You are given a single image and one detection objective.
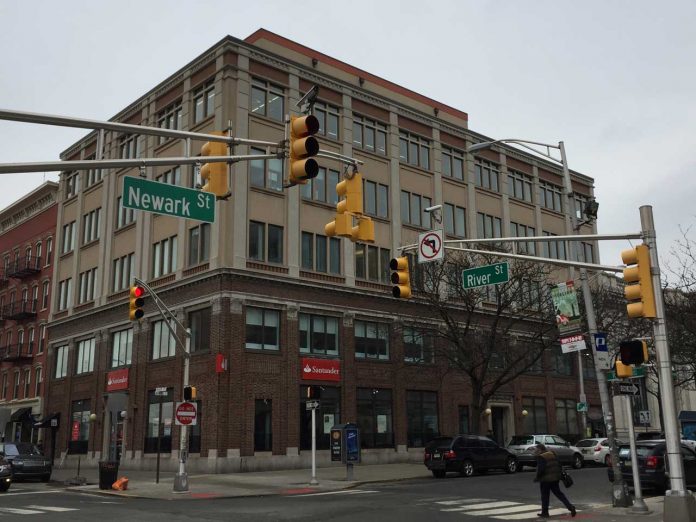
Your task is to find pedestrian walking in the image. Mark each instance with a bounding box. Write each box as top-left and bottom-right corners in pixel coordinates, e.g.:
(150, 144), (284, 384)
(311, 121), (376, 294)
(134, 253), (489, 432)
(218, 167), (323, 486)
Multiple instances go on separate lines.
(533, 443), (576, 518)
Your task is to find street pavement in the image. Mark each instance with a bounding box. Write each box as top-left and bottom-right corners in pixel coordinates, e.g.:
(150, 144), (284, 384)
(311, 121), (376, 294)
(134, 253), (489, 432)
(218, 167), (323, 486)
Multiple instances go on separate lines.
(0, 463), (668, 521)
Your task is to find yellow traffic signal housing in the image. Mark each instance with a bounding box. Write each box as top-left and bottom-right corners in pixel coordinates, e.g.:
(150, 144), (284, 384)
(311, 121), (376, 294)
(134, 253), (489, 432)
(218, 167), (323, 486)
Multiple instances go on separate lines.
(184, 385), (197, 401)
(336, 173), (363, 214)
(390, 256), (412, 299)
(621, 244), (657, 319)
(289, 115), (320, 185)
(129, 285), (145, 321)
(201, 131), (229, 198)
(619, 340), (649, 365)
(325, 212), (353, 238)
(615, 359), (633, 379)
(353, 216), (375, 243)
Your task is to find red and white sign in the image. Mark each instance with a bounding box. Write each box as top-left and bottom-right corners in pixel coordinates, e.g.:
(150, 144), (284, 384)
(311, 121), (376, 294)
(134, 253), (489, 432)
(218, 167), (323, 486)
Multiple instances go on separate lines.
(301, 357), (340, 382)
(215, 353), (228, 373)
(560, 334), (587, 354)
(418, 229), (444, 264)
(106, 368), (129, 392)
(71, 420), (80, 441)
(174, 401), (198, 426)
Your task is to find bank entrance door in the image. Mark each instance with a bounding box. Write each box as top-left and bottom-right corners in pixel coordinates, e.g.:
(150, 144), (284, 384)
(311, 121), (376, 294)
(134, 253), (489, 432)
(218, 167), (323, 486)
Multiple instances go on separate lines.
(491, 407), (507, 446)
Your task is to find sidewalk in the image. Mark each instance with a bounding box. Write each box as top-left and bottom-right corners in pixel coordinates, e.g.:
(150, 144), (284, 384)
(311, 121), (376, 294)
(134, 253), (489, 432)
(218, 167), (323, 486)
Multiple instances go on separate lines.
(49, 463), (666, 520)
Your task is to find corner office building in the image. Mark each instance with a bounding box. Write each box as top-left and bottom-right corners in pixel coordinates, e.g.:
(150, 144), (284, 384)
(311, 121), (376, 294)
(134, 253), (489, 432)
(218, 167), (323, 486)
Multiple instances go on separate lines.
(46, 29), (601, 472)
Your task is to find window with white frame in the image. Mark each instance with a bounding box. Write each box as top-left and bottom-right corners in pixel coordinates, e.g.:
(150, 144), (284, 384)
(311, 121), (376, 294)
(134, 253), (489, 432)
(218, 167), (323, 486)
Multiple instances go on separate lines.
(250, 78), (284, 121)
(55, 345), (69, 378)
(364, 180), (389, 218)
(76, 338), (95, 374)
(355, 243), (391, 284)
(188, 224), (210, 266)
(352, 115), (387, 155)
(188, 308), (211, 354)
(193, 80), (215, 123)
(44, 237), (52, 266)
(399, 131), (430, 169)
(65, 171), (80, 198)
(539, 181), (563, 212)
(116, 196), (135, 229)
(155, 167), (181, 186)
(13, 371), (19, 399)
(82, 208), (101, 244)
(301, 232), (341, 274)
(441, 146), (465, 181)
(152, 319), (177, 360)
(476, 212), (502, 239)
(248, 221), (283, 264)
(245, 307), (280, 351)
(301, 166), (340, 204)
(403, 327), (434, 364)
(112, 253), (135, 292)
(34, 367), (42, 397)
(27, 327), (35, 354)
(119, 135), (140, 159)
(444, 203), (466, 237)
(400, 190), (432, 228)
(0, 373), (6, 400)
(573, 193), (589, 221)
(250, 148), (283, 191)
(34, 242), (42, 268)
(38, 324), (46, 354)
(85, 154), (103, 187)
(23, 368), (30, 398)
(299, 313), (339, 356)
(474, 158), (500, 192)
(313, 101), (339, 140)
(61, 221), (76, 254)
(578, 242), (595, 263)
(508, 169), (533, 202)
(111, 328), (133, 368)
(152, 236), (178, 278)
(157, 101), (183, 144)
(78, 267), (97, 303)
(57, 278), (72, 310)
(355, 320), (389, 360)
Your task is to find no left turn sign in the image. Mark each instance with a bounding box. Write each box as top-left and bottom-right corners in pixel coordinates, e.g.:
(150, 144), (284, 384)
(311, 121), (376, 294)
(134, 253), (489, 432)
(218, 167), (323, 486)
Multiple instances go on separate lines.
(418, 230), (444, 264)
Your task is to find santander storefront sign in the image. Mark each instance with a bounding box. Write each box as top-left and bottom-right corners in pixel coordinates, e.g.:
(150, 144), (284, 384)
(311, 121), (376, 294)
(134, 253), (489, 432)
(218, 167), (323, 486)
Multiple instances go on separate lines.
(301, 357), (340, 382)
(106, 368), (129, 392)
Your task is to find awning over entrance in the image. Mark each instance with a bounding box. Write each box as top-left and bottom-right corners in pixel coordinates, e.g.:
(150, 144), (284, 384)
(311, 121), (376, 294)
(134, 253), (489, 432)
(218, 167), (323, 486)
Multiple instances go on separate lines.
(10, 407), (33, 423)
(33, 412), (60, 428)
(679, 411), (696, 422)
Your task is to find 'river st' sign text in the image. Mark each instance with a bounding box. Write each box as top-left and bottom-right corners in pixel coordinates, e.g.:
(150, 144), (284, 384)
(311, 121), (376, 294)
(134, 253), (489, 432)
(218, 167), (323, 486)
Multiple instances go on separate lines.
(462, 262), (509, 289)
(123, 176), (215, 223)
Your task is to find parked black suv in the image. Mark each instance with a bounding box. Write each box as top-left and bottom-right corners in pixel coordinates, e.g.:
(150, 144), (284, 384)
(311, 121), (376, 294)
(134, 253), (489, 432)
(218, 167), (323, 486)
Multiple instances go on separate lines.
(0, 442), (52, 482)
(0, 454), (11, 492)
(424, 435), (518, 478)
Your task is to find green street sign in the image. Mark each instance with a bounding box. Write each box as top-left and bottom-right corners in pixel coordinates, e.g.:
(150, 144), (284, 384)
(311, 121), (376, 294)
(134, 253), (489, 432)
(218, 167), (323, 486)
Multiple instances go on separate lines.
(576, 402), (588, 413)
(462, 262), (509, 289)
(607, 366), (646, 381)
(123, 176), (215, 223)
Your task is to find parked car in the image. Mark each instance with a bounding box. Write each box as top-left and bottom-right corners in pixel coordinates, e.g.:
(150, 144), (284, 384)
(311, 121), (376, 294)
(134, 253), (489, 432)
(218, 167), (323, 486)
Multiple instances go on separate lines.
(0, 442), (52, 482)
(608, 440), (696, 492)
(0, 454), (11, 492)
(507, 434), (584, 469)
(424, 435), (518, 478)
(635, 431), (663, 441)
(576, 437), (614, 466)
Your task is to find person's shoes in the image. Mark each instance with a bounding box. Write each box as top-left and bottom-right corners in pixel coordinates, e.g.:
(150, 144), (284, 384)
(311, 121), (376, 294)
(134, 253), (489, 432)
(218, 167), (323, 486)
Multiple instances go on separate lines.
(569, 505), (577, 517)
(536, 514), (550, 519)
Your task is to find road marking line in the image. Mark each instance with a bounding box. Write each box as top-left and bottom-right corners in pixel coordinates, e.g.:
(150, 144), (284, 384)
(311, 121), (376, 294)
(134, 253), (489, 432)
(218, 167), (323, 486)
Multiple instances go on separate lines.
(292, 489), (378, 497)
(465, 505), (541, 516)
(435, 499), (493, 505)
(25, 505), (79, 512)
(0, 507), (46, 514)
(493, 507), (573, 520)
(441, 501), (520, 512)
(1, 490), (61, 497)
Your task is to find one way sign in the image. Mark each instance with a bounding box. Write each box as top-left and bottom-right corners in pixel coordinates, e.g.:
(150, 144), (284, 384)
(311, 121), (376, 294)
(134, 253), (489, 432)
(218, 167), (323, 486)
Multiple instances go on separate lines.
(617, 382), (640, 395)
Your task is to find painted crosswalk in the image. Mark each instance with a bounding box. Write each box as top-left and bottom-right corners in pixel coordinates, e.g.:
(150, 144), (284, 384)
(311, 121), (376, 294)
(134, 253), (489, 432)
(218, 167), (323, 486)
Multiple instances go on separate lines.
(291, 488), (379, 497)
(0, 505), (79, 516)
(430, 498), (578, 520)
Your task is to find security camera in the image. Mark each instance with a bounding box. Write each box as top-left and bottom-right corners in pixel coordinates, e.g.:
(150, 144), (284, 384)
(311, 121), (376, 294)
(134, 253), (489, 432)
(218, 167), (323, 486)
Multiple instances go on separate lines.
(424, 205), (442, 213)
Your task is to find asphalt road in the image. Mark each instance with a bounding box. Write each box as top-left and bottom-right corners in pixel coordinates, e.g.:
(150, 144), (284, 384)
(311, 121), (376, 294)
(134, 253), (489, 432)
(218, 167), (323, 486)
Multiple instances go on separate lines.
(0, 466), (652, 521)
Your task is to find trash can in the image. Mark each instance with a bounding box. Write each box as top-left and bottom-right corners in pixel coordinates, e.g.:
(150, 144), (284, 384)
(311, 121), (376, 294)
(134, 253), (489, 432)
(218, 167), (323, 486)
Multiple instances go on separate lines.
(98, 461), (119, 490)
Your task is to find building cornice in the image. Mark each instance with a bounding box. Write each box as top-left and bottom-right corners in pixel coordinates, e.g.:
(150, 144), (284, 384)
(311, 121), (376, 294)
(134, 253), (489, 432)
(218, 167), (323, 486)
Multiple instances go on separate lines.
(0, 181), (58, 235)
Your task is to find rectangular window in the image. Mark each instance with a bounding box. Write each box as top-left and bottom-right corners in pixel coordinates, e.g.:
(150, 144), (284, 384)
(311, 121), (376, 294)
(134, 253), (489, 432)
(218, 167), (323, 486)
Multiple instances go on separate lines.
(573, 193), (589, 221)
(38, 324), (46, 354)
(193, 80), (215, 123)
(458, 405), (470, 434)
(357, 388), (394, 448)
(41, 281), (50, 309)
(45, 237), (53, 266)
(299, 313), (339, 356)
(441, 146), (465, 181)
(77, 267), (97, 304)
(69, 399), (91, 454)
(1, 373), (6, 399)
(76, 338), (95, 374)
(111, 328), (133, 368)
(65, 171), (80, 198)
(55, 345), (69, 379)
(555, 352), (573, 376)
(353, 115), (387, 155)
(555, 399), (578, 436)
(61, 221), (76, 254)
(118, 135), (140, 159)
(34, 367), (42, 397)
(579, 242), (595, 263)
(313, 101), (340, 140)
(363, 180), (389, 218)
(399, 131), (430, 170)
(301, 232), (341, 274)
(254, 399), (273, 452)
(444, 203), (466, 237)
(354, 320), (389, 360)
(145, 388), (173, 453)
(249, 148), (283, 191)
(539, 181), (564, 212)
(522, 397), (548, 433)
(476, 212), (502, 239)
(157, 101), (183, 145)
(112, 253), (135, 292)
(116, 196), (136, 228)
(542, 231), (567, 260)
(57, 278), (73, 311)
(152, 235), (178, 278)
(406, 390), (438, 447)
(400, 190), (432, 228)
(12, 372), (19, 399)
(82, 207), (101, 244)
(507, 169), (533, 202)
(189, 308), (211, 354)
(152, 319), (177, 360)
(354, 243), (391, 284)
(248, 221), (283, 264)
(245, 307), (280, 350)
(84, 154), (103, 187)
(510, 222), (536, 254)
(403, 327), (434, 364)
(155, 167), (181, 186)
(250, 78), (284, 122)
(188, 224), (211, 266)
(474, 158), (500, 192)
(301, 386), (340, 450)
(301, 166), (340, 204)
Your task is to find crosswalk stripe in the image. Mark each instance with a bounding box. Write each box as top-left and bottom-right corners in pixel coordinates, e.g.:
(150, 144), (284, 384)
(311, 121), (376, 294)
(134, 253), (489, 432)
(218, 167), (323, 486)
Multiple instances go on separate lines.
(492, 507), (572, 520)
(292, 489), (378, 497)
(436, 499), (493, 505)
(0, 508), (45, 515)
(442, 501), (520, 512)
(2, 490), (61, 497)
(25, 505), (79, 512)
(465, 505), (540, 516)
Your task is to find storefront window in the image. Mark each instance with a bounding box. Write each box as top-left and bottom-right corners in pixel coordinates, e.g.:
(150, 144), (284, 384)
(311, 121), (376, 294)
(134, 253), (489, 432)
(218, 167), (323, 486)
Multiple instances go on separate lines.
(406, 390), (438, 447)
(357, 388), (393, 448)
(300, 386), (340, 450)
(144, 388), (173, 453)
(69, 399), (91, 454)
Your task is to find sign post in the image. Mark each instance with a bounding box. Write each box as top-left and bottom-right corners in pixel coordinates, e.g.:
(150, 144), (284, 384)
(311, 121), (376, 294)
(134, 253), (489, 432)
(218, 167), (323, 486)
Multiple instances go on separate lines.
(593, 333), (610, 370)
(461, 262), (509, 289)
(305, 400), (320, 485)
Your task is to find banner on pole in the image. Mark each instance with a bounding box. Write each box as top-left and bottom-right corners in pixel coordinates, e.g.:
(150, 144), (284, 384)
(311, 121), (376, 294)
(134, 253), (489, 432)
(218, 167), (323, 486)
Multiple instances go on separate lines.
(551, 281), (582, 336)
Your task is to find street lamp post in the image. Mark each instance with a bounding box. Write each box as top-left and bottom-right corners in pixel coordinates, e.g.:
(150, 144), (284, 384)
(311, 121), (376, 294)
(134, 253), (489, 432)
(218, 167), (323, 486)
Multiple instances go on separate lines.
(466, 138), (631, 507)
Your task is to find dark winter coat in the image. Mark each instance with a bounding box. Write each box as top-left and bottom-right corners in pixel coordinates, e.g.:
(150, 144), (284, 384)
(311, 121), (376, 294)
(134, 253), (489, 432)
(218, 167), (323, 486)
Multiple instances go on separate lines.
(535, 450), (562, 483)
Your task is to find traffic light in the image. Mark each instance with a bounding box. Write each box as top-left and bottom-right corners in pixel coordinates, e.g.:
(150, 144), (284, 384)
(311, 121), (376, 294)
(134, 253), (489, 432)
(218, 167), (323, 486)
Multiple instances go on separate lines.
(200, 131), (230, 198)
(306, 385), (321, 399)
(183, 385), (197, 401)
(325, 173), (365, 240)
(353, 216), (375, 243)
(390, 256), (412, 299)
(129, 285), (145, 321)
(288, 115), (320, 185)
(621, 244), (657, 319)
(619, 340), (649, 365)
(615, 359), (633, 379)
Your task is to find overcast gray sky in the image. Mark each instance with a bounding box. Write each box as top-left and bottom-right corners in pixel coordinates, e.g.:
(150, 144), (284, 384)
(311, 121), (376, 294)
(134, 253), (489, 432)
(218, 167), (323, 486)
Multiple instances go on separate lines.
(1, 0), (694, 271)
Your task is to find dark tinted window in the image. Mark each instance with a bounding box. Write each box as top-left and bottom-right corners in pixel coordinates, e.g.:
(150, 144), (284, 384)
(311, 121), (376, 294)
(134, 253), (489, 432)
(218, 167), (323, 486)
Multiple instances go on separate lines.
(481, 439), (497, 448)
(426, 437), (453, 450)
(576, 439), (599, 447)
(464, 437), (481, 448)
(509, 436), (534, 446)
